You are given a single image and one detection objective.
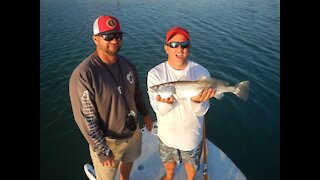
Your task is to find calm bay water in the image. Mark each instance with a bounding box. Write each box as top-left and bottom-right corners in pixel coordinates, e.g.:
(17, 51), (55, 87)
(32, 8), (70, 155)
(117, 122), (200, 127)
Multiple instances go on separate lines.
(40, 0), (280, 179)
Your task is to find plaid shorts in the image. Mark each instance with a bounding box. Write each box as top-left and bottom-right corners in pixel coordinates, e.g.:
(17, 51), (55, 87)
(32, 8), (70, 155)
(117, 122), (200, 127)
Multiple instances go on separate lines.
(159, 140), (203, 171)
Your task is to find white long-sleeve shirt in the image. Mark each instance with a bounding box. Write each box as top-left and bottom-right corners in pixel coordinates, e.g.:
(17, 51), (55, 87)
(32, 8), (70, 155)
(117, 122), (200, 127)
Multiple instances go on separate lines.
(147, 60), (211, 151)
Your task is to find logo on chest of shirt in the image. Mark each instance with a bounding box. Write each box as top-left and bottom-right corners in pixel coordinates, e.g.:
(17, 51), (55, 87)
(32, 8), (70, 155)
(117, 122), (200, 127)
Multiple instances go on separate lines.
(127, 71), (134, 84)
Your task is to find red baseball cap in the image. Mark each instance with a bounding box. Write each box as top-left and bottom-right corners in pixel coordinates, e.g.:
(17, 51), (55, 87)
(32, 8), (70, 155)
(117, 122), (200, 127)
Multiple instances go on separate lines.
(166, 26), (190, 43)
(93, 15), (122, 35)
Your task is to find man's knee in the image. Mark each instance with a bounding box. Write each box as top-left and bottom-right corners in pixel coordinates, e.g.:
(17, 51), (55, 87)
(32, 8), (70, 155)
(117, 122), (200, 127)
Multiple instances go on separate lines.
(164, 162), (176, 170)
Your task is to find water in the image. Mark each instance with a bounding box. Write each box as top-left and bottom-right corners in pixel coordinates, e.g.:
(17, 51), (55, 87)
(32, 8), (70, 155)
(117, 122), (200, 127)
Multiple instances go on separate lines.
(40, 0), (280, 179)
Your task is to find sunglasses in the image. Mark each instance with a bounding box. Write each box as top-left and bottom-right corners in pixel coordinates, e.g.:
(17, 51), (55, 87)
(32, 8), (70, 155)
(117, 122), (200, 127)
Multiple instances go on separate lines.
(99, 33), (123, 41)
(166, 41), (190, 49)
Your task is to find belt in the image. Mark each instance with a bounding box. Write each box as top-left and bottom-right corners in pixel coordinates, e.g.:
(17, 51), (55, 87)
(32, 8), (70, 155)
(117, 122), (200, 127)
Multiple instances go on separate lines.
(105, 133), (133, 140)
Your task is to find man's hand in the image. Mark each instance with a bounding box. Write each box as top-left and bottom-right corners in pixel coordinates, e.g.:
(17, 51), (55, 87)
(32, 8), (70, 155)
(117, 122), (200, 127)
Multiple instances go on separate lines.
(102, 152), (116, 167)
(156, 95), (174, 104)
(191, 88), (215, 103)
(143, 114), (154, 132)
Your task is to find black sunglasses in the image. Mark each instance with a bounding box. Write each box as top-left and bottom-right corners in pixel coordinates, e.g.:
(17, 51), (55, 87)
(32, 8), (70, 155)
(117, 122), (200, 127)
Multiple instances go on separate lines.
(166, 41), (190, 49)
(99, 33), (123, 41)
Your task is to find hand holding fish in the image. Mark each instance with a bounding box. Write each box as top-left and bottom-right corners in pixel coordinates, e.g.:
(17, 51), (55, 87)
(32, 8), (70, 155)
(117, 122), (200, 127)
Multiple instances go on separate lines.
(156, 95), (174, 104)
(191, 88), (215, 103)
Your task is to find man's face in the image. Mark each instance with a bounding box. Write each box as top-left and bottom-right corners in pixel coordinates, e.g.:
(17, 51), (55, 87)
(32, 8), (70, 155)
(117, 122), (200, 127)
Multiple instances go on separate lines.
(164, 34), (190, 70)
(96, 32), (123, 56)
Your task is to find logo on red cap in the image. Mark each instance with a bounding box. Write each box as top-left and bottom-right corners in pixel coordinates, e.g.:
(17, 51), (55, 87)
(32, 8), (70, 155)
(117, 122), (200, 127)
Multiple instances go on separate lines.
(107, 19), (117, 28)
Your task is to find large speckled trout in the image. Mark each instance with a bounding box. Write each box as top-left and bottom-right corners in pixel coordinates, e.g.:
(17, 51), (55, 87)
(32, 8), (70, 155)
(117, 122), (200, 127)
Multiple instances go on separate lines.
(148, 76), (249, 101)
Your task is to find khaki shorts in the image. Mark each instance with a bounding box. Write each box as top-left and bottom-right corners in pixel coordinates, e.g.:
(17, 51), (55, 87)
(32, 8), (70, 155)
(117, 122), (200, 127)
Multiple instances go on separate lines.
(89, 128), (142, 180)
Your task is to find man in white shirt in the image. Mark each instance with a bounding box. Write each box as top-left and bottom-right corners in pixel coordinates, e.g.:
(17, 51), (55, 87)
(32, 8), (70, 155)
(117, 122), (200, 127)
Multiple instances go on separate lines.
(147, 26), (215, 180)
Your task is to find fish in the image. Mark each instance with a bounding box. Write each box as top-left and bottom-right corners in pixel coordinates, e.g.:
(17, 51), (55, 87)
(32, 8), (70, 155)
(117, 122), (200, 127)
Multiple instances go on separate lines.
(148, 76), (249, 101)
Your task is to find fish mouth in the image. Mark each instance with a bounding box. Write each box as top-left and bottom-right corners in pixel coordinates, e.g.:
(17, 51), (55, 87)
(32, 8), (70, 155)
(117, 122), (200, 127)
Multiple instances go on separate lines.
(148, 86), (157, 93)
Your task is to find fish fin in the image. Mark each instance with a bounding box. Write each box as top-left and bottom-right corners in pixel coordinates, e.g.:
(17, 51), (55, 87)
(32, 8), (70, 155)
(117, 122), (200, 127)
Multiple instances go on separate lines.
(214, 93), (224, 100)
(198, 76), (214, 82)
(214, 78), (229, 86)
(198, 76), (208, 81)
(234, 80), (250, 101)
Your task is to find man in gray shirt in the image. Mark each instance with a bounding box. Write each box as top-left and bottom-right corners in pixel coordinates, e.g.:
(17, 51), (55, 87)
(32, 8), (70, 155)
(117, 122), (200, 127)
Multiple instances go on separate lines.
(69, 15), (153, 180)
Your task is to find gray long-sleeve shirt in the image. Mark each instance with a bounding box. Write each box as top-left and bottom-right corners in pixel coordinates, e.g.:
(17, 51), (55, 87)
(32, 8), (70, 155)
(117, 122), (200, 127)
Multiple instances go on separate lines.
(69, 52), (149, 162)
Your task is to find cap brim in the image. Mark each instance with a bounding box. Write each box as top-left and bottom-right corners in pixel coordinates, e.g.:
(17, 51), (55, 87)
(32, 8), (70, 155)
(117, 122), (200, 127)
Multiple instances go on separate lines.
(98, 30), (123, 35)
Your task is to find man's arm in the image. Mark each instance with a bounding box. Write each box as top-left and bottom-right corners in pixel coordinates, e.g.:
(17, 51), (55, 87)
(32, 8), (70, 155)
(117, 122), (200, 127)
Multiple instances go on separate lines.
(69, 70), (111, 163)
(147, 71), (175, 115)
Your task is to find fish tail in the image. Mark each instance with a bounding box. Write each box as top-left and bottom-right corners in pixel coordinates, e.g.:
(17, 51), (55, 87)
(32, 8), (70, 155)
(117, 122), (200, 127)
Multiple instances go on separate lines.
(234, 80), (250, 101)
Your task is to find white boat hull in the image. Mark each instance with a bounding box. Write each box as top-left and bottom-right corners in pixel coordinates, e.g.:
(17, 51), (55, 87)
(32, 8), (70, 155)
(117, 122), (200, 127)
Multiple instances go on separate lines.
(84, 124), (246, 180)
